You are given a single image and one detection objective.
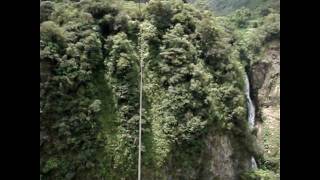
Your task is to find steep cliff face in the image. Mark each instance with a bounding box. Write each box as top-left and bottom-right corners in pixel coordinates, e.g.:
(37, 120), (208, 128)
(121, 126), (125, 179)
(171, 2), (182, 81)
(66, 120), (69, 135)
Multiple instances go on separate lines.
(201, 135), (236, 180)
(198, 134), (252, 180)
(250, 40), (280, 173)
(40, 0), (264, 179)
(251, 42), (280, 108)
(142, 132), (252, 180)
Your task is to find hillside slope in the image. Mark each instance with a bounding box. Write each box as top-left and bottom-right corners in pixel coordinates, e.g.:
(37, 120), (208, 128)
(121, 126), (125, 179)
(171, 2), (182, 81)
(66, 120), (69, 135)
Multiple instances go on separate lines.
(188, 0), (280, 15)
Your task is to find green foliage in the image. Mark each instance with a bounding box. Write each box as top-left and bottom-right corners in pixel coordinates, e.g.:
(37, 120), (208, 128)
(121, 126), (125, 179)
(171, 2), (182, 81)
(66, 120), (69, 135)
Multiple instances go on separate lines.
(228, 8), (280, 67)
(104, 32), (140, 177)
(85, 0), (119, 19)
(193, 0), (211, 11)
(240, 169), (279, 180)
(230, 8), (252, 28)
(40, 1), (110, 179)
(40, 0), (263, 179)
(261, 13), (280, 41)
(40, 21), (66, 48)
(145, 0), (175, 32)
(190, 0), (279, 16)
(220, 1), (280, 177)
(40, 1), (55, 23)
(42, 158), (59, 173)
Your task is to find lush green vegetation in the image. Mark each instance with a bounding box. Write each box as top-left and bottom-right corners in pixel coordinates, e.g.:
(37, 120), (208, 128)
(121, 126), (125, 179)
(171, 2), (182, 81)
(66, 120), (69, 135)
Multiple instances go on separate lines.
(40, 0), (279, 179)
(219, 1), (280, 179)
(190, 0), (279, 15)
(240, 169), (279, 180)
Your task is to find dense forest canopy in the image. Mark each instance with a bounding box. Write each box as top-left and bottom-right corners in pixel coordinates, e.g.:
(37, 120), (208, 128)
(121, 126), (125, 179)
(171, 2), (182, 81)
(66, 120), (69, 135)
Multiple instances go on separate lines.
(40, 0), (279, 179)
(188, 0), (279, 15)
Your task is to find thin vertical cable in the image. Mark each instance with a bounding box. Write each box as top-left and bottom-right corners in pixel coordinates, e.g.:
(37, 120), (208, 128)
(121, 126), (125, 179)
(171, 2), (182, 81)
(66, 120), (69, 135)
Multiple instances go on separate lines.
(138, 1), (142, 180)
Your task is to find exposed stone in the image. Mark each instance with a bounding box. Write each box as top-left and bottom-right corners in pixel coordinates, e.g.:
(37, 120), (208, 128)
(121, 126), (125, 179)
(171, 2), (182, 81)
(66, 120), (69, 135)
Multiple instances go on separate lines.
(201, 135), (236, 180)
(250, 40), (280, 174)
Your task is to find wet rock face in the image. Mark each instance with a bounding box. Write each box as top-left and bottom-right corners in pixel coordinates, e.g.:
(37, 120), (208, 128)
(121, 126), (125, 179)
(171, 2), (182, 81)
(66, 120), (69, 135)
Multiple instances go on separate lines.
(144, 133), (251, 180)
(251, 62), (269, 90)
(199, 134), (255, 180)
(251, 41), (280, 173)
(200, 135), (236, 180)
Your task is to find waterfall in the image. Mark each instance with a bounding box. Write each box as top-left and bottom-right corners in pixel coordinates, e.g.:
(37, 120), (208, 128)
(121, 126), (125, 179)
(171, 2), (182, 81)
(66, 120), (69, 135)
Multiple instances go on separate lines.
(244, 74), (255, 129)
(244, 74), (258, 170)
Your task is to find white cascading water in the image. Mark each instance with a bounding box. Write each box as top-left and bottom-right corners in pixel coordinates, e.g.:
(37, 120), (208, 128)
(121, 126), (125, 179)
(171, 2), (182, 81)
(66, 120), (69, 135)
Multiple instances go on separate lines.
(244, 74), (258, 170)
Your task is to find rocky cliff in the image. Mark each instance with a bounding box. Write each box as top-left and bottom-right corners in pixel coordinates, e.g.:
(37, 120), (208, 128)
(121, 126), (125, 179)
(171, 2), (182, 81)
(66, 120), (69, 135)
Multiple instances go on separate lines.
(251, 40), (280, 174)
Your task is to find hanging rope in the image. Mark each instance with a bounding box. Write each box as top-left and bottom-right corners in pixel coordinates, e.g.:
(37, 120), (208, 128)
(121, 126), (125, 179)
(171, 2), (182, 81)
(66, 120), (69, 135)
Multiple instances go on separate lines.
(138, 1), (142, 180)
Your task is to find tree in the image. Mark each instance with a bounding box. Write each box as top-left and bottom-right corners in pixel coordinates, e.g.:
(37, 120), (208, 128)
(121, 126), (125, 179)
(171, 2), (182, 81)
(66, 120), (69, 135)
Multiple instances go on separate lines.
(40, 1), (55, 23)
(230, 7), (252, 28)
